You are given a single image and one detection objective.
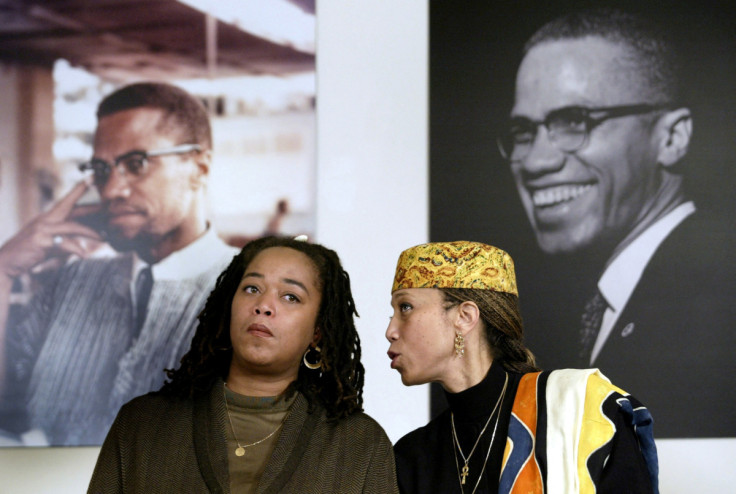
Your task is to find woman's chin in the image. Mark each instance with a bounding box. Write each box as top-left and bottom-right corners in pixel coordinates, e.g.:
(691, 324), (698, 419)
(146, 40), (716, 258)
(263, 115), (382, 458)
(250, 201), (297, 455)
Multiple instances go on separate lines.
(400, 372), (426, 387)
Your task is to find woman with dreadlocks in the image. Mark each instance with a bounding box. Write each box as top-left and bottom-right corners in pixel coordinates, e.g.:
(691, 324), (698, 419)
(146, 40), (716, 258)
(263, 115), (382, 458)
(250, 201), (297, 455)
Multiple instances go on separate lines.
(89, 236), (399, 493)
(386, 241), (659, 494)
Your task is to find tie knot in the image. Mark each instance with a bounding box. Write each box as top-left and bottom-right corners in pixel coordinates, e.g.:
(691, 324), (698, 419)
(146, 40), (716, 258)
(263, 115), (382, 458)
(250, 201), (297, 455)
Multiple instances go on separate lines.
(136, 265), (153, 290)
(582, 291), (606, 322)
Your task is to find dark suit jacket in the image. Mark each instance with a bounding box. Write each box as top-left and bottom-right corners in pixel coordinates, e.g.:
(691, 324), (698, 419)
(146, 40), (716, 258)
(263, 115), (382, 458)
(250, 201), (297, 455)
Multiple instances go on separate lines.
(523, 211), (736, 438)
(594, 212), (736, 437)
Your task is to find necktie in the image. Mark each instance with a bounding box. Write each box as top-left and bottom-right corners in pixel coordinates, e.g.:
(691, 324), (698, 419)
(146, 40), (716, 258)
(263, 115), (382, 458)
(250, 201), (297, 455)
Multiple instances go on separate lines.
(109, 266), (152, 413)
(579, 290), (606, 366)
(133, 266), (153, 340)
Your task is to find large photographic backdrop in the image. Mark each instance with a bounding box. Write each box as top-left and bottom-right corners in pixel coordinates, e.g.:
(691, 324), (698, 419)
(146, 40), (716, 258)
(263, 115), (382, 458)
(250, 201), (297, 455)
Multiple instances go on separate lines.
(430, 0), (736, 438)
(0, 1), (315, 447)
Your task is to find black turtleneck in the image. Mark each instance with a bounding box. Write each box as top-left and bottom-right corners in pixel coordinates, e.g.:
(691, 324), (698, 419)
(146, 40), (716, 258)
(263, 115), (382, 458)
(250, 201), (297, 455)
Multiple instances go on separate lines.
(394, 361), (522, 494)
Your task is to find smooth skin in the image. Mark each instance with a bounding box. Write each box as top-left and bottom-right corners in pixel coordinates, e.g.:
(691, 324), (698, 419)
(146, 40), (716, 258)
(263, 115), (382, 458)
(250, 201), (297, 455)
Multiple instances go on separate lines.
(386, 288), (492, 393)
(227, 247), (322, 397)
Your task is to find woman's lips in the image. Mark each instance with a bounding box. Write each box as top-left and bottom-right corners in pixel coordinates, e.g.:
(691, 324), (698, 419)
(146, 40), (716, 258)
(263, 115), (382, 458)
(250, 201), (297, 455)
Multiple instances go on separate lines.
(247, 323), (273, 337)
(387, 351), (399, 368)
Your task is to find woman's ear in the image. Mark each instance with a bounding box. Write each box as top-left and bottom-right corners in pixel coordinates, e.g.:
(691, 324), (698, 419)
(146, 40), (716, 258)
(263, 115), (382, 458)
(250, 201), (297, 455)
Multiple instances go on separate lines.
(312, 327), (322, 346)
(454, 301), (480, 335)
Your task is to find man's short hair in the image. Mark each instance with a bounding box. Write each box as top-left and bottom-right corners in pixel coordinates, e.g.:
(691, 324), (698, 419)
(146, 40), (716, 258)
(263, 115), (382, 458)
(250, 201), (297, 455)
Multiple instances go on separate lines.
(97, 82), (212, 149)
(524, 8), (682, 105)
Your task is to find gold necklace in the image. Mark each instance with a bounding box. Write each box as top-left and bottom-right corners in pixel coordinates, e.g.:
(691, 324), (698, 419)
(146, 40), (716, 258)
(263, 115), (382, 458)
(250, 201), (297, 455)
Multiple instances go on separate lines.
(222, 382), (288, 457)
(451, 371), (508, 493)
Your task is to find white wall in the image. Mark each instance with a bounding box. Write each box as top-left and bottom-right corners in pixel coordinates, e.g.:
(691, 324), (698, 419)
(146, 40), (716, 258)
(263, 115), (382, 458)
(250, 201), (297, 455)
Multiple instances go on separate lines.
(0, 3), (734, 493)
(314, 1), (429, 444)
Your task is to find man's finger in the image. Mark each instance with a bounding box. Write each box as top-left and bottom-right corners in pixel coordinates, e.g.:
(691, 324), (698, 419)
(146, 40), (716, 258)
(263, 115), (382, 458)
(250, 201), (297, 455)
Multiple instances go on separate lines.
(44, 178), (93, 222)
(51, 221), (105, 242)
(68, 202), (104, 220)
(52, 235), (105, 259)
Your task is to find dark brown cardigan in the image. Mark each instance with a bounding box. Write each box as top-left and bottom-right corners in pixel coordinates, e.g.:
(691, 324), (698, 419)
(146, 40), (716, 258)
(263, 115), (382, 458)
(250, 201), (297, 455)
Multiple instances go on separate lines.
(88, 380), (399, 493)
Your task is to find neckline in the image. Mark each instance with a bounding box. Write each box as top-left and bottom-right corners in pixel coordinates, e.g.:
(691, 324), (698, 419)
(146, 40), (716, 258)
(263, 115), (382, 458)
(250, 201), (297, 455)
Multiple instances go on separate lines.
(223, 383), (296, 412)
(445, 361), (508, 422)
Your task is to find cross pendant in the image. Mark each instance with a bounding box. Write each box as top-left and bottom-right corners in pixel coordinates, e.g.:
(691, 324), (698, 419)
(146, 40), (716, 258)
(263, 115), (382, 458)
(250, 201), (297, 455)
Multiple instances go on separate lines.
(461, 464), (469, 485)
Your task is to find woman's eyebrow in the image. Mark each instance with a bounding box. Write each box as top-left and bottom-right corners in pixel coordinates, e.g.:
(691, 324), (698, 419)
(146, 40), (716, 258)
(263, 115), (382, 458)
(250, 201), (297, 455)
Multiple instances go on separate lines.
(242, 272), (309, 294)
(283, 278), (309, 294)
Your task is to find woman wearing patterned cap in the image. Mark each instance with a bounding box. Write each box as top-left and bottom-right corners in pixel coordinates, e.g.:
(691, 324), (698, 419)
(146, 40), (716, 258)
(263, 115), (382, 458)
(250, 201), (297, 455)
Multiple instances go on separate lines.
(386, 241), (658, 494)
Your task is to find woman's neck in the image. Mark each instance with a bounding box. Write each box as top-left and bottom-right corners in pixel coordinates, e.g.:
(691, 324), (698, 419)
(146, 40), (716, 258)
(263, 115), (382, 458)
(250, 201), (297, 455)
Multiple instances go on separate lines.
(440, 352), (493, 393)
(444, 361), (508, 420)
(225, 367), (295, 397)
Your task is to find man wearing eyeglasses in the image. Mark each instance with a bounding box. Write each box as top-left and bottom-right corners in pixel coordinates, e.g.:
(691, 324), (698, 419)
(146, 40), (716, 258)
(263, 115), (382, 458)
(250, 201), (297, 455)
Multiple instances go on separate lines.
(500, 9), (735, 437)
(0, 82), (237, 445)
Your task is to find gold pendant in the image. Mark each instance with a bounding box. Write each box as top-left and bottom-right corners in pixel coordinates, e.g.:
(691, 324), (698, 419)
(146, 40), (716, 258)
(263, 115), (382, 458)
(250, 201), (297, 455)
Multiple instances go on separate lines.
(461, 464), (469, 485)
(235, 446), (245, 456)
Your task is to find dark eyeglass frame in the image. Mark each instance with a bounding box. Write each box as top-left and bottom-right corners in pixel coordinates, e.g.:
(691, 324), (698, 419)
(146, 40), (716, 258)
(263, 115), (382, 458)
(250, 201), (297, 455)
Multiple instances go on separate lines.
(497, 104), (669, 161)
(78, 144), (202, 187)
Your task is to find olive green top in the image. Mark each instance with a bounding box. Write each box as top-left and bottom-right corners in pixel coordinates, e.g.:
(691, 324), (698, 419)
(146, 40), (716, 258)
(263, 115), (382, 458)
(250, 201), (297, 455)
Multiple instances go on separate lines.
(223, 384), (295, 493)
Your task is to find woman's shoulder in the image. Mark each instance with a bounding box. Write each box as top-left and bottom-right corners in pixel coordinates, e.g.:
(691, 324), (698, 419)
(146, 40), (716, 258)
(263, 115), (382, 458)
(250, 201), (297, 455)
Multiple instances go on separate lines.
(298, 408), (395, 463)
(332, 410), (391, 436)
(394, 409), (448, 455)
(116, 391), (193, 422)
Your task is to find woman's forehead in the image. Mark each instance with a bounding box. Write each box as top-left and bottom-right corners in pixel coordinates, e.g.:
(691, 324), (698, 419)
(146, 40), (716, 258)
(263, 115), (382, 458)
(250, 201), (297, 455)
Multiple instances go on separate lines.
(392, 287), (442, 302)
(245, 247), (319, 287)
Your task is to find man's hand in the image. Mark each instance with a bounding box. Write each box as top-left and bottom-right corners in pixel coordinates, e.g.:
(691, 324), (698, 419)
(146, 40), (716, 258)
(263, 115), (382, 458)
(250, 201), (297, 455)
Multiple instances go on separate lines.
(0, 180), (105, 280)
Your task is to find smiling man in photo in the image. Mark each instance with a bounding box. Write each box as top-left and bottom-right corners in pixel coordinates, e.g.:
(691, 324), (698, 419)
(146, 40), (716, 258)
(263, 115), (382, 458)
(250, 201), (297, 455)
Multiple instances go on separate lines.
(498, 8), (736, 437)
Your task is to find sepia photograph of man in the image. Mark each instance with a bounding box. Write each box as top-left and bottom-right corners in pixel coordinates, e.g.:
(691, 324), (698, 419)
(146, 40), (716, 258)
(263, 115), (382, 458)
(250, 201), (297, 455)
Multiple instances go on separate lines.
(0, 83), (238, 445)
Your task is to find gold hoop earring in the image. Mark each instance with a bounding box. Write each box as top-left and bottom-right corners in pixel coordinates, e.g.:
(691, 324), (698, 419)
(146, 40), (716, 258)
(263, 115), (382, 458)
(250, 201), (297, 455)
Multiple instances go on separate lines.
(303, 345), (322, 370)
(454, 331), (465, 357)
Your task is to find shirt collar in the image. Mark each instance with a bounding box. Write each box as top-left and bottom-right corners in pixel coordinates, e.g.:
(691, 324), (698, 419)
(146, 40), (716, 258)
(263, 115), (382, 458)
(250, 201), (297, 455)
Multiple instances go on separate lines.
(132, 227), (236, 281)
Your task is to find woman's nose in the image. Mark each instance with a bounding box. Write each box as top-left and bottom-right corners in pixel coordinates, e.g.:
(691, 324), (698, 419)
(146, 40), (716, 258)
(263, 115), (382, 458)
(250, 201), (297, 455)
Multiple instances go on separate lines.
(254, 296), (274, 316)
(385, 318), (398, 341)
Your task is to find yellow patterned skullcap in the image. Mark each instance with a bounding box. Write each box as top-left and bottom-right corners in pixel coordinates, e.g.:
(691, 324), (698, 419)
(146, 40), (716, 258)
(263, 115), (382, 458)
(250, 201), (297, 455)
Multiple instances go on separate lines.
(391, 241), (518, 295)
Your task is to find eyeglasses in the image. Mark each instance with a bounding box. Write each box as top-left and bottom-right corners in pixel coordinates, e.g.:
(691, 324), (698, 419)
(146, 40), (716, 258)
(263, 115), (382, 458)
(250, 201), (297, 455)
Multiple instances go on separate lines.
(78, 144), (202, 187)
(497, 104), (667, 161)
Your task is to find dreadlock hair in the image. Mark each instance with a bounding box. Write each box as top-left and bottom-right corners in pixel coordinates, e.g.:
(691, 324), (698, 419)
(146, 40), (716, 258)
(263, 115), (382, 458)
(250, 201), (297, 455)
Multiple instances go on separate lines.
(441, 288), (539, 374)
(161, 236), (364, 420)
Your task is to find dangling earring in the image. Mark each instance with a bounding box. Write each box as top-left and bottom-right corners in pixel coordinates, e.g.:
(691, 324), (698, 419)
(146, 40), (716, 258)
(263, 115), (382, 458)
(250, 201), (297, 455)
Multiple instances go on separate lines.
(303, 345), (323, 370)
(454, 331), (465, 357)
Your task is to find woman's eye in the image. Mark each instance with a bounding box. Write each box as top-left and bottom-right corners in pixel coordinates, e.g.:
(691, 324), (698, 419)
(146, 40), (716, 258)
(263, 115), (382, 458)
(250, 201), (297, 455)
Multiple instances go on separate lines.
(283, 293), (301, 303)
(399, 303), (412, 312)
(243, 285), (259, 294)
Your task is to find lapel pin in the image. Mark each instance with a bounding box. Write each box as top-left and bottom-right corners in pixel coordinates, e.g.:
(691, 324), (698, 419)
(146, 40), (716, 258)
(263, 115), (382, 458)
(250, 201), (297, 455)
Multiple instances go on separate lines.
(621, 323), (635, 338)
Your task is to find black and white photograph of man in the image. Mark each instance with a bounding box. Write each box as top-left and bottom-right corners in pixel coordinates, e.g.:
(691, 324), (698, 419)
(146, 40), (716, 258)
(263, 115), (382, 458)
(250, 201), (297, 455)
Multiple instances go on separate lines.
(431, 1), (736, 438)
